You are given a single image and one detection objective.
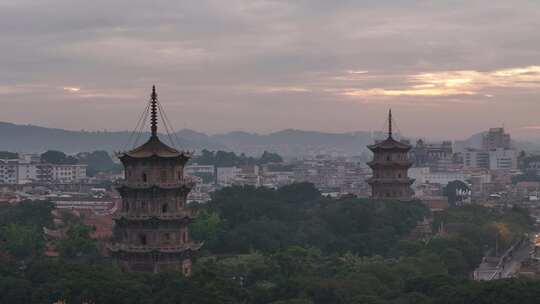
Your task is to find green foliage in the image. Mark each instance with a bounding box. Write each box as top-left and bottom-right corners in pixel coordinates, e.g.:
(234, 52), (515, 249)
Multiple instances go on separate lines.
(40, 150), (78, 165)
(0, 186), (536, 304)
(0, 224), (43, 260)
(56, 224), (99, 260)
(76, 150), (122, 176)
(0, 151), (18, 159)
(191, 149), (283, 167)
(443, 180), (469, 205)
(190, 210), (225, 245)
(0, 201), (53, 259)
(200, 183), (427, 256)
(0, 200), (54, 228)
(434, 205), (532, 255)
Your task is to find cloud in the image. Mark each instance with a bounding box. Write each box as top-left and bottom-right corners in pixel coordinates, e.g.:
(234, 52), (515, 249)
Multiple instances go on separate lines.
(0, 0), (539, 139)
(63, 87), (80, 92)
(337, 65), (540, 98)
(520, 126), (540, 131)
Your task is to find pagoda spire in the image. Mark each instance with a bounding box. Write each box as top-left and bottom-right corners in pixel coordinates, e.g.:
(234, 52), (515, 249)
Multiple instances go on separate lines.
(388, 109), (393, 139)
(150, 85), (158, 137)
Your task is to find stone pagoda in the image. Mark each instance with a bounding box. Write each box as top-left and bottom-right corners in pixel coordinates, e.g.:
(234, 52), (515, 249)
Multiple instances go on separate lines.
(109, 86), (201, 275)
(367, 110), (414, 200)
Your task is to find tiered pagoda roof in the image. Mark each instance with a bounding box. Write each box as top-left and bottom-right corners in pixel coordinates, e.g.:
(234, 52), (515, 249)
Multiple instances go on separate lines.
(119, 136), (191, 159)
(367, 109), (412, 152)
(117, 85), (191, 162)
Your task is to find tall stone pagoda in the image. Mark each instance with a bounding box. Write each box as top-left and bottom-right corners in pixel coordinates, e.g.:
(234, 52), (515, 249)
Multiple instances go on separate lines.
(109, 86), (201, 275)
(367, 110), (414, 200)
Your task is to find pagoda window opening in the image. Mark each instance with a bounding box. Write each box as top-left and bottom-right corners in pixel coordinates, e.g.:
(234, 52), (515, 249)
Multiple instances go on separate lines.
(161, 170), (167, 183)
(163, 233), (171, 245)
(182, 231), (187, 243)
(142, 172), (147, 183)
(162, 203), (168, 213)
(386, 155), (391, 161)
(139, 234), (147, 245)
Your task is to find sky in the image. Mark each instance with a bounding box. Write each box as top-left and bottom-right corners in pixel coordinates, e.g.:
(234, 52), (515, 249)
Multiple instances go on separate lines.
(1, 0), (540, 140)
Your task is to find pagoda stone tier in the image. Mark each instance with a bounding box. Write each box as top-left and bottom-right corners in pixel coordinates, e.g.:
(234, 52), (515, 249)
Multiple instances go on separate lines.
(366, 110), (415, 201)
(109, 86), (202, 275)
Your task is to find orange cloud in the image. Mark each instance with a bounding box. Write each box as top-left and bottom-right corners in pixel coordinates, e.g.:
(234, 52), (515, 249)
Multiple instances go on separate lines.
(338, 65), (540, 98)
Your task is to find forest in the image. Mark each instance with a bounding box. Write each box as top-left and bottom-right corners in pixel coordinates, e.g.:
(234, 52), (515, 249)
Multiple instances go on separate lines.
(0, 183), (537, 304)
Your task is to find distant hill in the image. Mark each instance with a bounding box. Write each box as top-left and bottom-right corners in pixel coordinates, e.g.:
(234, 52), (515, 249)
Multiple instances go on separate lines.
(1, 121), (538, 157)
(0, 122), (224, 154)
(0, 122), (374, 157)
(211, 129), (374, 156)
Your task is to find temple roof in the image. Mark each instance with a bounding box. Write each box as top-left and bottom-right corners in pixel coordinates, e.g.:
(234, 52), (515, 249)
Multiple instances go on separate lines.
(367, 109), (412, 152)
(120, 135), (186, 159)
(368, 137), (412, 151)
(118, 86), (191, 160)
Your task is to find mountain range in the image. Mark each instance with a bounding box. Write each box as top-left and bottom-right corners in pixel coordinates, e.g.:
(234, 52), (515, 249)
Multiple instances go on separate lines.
(1, 121), (538, 157)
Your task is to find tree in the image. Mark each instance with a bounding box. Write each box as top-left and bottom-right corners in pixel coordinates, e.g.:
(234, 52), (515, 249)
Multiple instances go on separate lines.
(443, 180), (469, 205)
(40, 150), (77, 165)
(259, 151), (283, 164)
(0, 151), (18, 159)
(76, 150), (121, 176)
(0, 224), (43, 259)
(57, 224), (99, 260)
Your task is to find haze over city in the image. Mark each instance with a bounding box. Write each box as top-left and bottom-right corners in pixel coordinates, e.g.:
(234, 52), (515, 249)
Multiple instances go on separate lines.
(1, 0), (540, 140)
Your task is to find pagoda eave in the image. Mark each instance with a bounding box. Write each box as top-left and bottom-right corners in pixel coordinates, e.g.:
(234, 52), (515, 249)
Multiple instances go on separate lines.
(108, 243), (203, 254)
(113, 214), (195, 222)
(367, 146), (412, 153)
(366, 178), (415, 185)
(367, 161), (413, 168)
(116, 183), (194, 192)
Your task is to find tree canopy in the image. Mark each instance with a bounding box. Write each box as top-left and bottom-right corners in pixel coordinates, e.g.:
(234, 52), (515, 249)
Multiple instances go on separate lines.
(40, 150), (78, 165)
(191, 149), (283, 167)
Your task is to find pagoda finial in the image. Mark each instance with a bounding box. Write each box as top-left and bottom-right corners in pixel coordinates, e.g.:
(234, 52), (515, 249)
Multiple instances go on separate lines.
(150, 85), (158, 137)
(388, 109), (393, 138)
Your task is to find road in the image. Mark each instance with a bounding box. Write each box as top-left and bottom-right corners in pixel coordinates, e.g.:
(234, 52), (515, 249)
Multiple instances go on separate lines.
(500, 240), (531, 278)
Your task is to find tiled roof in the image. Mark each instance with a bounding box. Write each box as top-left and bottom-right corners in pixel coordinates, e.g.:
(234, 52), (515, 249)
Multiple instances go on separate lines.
(368, 136), (411, 151)
(119, 136), (190, 159)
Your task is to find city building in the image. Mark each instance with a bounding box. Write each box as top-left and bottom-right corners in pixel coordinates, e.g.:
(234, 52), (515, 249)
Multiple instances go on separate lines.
(0, 159), (18, 184)
(0, 158), (87, 184)
(489, 148), (518, 171)
(482, 127), (511, 150)
(367, 110), (414, 200)
(109, 86), (201, 274)
(464, 148), (490, 169)
(409, 167), (470, 186)
(410, 140), (455, 172)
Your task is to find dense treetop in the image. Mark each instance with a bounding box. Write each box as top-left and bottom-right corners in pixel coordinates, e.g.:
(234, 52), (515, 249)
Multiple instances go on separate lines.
(190, 149), (283, 167)
(0, 184), (536, 303)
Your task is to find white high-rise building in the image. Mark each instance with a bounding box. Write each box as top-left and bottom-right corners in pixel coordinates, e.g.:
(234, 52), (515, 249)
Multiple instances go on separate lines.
(489, 148), (518, 171)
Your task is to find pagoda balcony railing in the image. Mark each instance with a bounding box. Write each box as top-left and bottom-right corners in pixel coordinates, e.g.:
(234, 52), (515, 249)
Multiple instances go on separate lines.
(113, 209), (194, 220)
(116, 177), (196, 189)
(367, 177), (414, 184)
(108, 242), (201, 253)
(367, 160), (413, 166)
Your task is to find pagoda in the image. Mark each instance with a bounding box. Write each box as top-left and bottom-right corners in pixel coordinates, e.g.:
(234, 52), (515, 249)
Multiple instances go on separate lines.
(367, 110), (414, 200)
(109, 86), (201, 275)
